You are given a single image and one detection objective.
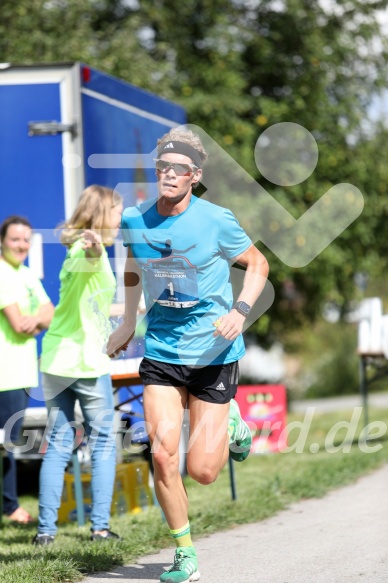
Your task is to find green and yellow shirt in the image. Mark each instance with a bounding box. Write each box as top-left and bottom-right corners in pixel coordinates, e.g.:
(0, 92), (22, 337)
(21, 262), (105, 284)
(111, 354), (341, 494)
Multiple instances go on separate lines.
(0, 259), (50, 390)
(40, 239), (115, 378)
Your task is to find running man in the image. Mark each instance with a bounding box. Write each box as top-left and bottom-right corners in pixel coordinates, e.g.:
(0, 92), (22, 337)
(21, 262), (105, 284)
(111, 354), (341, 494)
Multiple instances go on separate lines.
(107, 128), (269, 583)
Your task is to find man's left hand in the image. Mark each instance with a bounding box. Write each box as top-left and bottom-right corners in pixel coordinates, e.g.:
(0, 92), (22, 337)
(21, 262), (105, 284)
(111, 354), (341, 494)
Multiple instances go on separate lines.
(212, 310), (245, 340)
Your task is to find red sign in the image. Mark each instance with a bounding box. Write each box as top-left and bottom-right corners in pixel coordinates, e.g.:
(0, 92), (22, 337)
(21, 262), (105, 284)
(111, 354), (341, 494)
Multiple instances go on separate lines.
(235, 385), (287, 453)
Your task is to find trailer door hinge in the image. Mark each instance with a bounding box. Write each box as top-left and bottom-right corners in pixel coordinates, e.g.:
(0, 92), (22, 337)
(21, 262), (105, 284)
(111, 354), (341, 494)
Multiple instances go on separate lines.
(28, 121), (78, 138)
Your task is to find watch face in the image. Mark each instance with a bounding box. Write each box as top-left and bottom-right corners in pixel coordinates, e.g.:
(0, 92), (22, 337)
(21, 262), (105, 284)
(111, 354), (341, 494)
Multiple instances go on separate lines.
(235, 301), (251, 315)
(239, 302), (250, 313)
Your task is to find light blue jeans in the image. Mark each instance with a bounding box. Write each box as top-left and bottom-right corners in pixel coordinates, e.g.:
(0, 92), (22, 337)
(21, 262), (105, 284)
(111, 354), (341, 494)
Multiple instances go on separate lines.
(38, 373), (116, 535)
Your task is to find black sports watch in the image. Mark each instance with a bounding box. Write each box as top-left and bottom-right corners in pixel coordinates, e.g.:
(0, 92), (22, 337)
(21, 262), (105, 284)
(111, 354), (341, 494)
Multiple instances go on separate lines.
(233, 301), (251, 317)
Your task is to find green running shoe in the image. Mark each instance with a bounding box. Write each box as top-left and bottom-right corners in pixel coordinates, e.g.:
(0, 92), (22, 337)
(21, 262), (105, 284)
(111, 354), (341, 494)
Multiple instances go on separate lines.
(160, 546), (200, 583)
(229, 398), (252, 462)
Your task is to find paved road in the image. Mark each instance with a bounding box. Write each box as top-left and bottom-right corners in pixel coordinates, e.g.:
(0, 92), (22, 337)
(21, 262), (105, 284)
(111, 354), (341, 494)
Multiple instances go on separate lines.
(290, 391), (388, 413)
(84, 464), (388, 583)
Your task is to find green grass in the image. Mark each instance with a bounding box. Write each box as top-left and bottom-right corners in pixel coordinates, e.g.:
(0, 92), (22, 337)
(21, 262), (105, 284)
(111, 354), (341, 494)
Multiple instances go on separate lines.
(1, 406), (387, 583)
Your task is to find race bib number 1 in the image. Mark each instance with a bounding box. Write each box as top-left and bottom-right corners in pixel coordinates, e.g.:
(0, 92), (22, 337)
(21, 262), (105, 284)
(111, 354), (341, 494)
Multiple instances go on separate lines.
(143, 258), (199, 308)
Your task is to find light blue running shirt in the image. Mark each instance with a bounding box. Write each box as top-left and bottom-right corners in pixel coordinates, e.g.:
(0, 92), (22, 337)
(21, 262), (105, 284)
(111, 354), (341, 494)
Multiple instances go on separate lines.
(121, 195), (252, 366)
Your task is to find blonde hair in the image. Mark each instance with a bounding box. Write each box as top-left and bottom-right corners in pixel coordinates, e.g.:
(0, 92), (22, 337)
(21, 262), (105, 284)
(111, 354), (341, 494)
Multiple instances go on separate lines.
(157, 128), (208, 166)
(60, 185), (122, 247)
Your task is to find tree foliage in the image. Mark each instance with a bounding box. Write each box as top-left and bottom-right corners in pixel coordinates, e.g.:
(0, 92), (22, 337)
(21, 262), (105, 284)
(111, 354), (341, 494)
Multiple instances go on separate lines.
(1, 0), (388, 340)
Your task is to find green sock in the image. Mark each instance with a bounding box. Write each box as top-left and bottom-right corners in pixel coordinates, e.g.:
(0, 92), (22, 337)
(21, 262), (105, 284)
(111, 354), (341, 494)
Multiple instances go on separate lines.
(169, 522), (193, 548)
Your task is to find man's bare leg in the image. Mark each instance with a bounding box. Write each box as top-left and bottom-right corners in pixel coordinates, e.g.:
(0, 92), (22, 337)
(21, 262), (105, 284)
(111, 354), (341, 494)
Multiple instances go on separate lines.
(143, 384), (188, 528)
(186, 395), (230, 484)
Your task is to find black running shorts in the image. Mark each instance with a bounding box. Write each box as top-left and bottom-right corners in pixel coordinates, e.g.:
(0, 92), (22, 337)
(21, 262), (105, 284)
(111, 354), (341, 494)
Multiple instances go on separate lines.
(139, 357), (239, 404)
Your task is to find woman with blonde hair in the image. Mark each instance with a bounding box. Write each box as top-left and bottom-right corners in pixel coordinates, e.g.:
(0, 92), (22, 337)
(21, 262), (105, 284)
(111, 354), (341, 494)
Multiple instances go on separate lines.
(33, 185), (123, 545)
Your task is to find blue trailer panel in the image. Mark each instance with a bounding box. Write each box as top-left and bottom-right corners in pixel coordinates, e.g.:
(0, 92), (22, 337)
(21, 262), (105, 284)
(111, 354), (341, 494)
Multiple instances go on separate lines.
(0, 62), (186, 460)
(0, 81), (66, 304)
(80, 64), (186, 207)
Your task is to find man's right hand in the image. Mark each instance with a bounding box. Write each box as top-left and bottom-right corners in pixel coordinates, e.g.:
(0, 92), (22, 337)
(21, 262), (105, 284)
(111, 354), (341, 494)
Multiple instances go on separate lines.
(106, 323), (135, 358)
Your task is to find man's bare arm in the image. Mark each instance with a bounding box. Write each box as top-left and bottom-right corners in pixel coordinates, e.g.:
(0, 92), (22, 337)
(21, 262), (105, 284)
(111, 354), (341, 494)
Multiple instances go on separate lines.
(213, 244), (269, 341)
(232, 244), (269, 307)
(106, 246), (143, 357)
